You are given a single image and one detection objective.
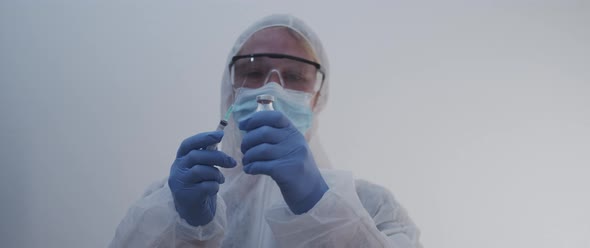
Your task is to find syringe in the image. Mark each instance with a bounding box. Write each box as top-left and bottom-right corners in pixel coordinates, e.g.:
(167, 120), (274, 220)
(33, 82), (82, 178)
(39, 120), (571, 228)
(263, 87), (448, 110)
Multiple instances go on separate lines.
(205, 105), (234, 151)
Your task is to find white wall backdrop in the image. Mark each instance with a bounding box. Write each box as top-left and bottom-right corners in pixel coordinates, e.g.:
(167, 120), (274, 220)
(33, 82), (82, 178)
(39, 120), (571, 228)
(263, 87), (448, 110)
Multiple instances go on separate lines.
(1, 1), (589, 247)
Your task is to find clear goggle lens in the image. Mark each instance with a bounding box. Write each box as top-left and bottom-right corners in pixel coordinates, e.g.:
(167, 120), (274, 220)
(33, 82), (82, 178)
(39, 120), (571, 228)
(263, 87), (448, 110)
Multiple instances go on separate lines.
(230, 53), (325, 94)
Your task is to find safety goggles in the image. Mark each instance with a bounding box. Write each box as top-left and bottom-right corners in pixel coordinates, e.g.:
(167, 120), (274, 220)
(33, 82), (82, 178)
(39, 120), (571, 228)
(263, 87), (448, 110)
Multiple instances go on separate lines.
(229, 53), (325, 94)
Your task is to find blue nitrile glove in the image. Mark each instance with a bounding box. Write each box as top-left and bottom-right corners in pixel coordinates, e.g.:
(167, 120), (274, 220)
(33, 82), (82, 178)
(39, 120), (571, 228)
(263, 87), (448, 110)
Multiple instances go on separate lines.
(168, 131), (237, 226)
(239, 111), (329, 214)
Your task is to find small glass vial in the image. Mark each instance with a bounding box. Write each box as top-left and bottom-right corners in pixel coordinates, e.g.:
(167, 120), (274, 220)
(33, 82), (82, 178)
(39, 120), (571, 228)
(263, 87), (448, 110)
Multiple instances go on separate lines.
(256, 94), (275, 111)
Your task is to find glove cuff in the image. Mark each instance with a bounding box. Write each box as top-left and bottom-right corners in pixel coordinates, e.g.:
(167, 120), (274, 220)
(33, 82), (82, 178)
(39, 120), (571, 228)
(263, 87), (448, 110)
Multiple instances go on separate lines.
(287, 176), (329, 214)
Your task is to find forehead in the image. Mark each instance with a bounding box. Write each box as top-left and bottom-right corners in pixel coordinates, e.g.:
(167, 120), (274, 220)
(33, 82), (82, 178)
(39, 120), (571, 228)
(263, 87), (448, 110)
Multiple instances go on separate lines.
(237, 27), (314, 61)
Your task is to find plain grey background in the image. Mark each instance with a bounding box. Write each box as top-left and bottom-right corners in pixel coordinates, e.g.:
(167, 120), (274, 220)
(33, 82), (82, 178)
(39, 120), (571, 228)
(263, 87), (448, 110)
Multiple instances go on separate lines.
(1, 1), (589, 247)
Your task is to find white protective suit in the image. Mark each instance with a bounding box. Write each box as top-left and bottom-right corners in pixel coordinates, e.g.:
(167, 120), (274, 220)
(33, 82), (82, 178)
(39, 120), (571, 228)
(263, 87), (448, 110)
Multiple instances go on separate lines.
(110, 14), (422, 248)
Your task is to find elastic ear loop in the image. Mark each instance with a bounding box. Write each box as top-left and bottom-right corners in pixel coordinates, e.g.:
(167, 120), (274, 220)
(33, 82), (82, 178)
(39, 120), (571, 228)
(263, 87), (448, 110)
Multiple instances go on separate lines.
(313, 70), (323, 93)
(230, 65), (244, 109)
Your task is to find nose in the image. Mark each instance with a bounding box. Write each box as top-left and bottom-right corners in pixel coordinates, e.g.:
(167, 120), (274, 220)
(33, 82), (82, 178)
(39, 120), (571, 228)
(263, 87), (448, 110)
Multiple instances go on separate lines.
(264, 69), (285, 87)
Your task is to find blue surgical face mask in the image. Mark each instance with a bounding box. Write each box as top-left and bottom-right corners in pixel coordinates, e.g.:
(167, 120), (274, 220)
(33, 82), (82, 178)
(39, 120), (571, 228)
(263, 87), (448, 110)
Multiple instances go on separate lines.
(232, 82), (313, 134)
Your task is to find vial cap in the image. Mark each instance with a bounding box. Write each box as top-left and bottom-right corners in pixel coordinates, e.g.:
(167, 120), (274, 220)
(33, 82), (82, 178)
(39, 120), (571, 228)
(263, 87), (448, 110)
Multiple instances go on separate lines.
(256, 94), (275, 102)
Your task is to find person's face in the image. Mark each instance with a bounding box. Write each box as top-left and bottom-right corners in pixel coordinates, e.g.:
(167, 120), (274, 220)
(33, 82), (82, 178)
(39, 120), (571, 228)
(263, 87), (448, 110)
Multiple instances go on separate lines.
(237, 27), (320, 109)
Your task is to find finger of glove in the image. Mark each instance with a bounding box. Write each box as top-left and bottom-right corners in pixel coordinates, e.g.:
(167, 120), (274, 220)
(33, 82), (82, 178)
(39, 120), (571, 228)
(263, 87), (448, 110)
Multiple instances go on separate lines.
(178, 164), (224, 184)
(196, 181), (220, 196)
(177, 131), (223, 158)
(242, 143), (292, 165)
(243, 160), (276, 177)
(177, 149), (237, 169)
(239, 111), (291, 132)
(240, 125), (290, 154)
(179, 181), (220, 199)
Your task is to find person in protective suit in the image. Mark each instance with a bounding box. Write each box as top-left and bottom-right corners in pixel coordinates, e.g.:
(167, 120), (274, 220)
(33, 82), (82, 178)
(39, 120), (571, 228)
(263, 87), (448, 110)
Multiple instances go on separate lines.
(110, 14), (422, 248)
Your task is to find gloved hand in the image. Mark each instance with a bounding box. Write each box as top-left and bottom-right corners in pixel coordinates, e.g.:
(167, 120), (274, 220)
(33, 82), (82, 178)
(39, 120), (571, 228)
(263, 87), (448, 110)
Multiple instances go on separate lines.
(168, 131), (237, 226)
(239, 111), (329, 214)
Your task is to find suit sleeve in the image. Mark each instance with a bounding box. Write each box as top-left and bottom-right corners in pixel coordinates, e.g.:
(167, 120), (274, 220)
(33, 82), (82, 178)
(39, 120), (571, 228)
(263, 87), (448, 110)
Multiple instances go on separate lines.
(264, 170), (422, 248)
(109, 179), (226, 248)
